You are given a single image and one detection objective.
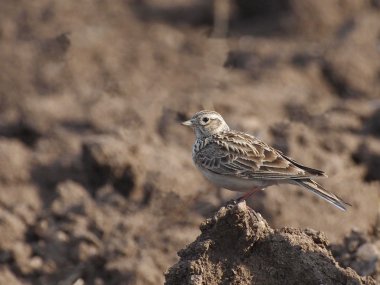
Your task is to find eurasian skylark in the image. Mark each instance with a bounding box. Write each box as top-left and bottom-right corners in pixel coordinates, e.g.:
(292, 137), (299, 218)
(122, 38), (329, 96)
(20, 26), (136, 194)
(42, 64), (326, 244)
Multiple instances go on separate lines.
(182, 110), (350, 211)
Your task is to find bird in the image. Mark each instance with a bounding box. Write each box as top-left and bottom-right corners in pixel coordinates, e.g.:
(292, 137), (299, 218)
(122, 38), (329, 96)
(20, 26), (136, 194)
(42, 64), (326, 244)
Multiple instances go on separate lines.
(182, 110), (350, 211)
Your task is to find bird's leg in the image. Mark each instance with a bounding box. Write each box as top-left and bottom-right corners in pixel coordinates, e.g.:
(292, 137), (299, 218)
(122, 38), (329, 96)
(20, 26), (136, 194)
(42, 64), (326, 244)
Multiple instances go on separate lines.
(236, 187), (261, 202)
(225, 188), (261, 209)
(236, 187), (264, 216)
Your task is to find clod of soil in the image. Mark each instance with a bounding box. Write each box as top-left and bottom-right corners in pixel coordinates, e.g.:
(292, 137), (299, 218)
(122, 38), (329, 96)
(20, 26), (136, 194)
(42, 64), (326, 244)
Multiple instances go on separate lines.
(352, 139), (380, 182)
(331, 229), (380, 283)
(165, 202), (375, 285)
(0, 138), (31, 184)
(321, 13), (380, 99)
(82, 135), (140, 197)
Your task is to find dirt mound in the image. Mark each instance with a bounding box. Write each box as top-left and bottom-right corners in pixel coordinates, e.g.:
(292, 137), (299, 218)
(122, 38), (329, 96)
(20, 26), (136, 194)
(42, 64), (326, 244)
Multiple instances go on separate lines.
(165, 202), (375, 285)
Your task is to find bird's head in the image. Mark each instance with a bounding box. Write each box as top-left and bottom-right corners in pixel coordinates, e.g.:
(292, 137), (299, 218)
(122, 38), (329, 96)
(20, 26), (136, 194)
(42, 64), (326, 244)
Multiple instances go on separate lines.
(182, 110), (229, 138)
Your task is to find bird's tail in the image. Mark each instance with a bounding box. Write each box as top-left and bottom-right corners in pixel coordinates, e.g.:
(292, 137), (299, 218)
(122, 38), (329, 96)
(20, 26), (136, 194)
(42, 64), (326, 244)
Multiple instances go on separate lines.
(294, 179), (351, 211)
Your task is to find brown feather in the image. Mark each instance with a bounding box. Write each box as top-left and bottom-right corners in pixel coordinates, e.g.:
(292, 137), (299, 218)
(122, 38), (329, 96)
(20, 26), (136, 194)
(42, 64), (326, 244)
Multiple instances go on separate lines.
(195, 131), (315, 180)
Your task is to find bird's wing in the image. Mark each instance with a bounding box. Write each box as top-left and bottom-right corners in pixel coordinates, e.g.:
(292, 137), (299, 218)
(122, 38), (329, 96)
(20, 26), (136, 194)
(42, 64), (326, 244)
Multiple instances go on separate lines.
(195, 131), (322, 180)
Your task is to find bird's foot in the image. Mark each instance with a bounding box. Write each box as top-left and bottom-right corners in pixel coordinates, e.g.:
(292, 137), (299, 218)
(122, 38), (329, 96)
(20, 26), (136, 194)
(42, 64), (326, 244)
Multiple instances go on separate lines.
(225, 199), (239, 209)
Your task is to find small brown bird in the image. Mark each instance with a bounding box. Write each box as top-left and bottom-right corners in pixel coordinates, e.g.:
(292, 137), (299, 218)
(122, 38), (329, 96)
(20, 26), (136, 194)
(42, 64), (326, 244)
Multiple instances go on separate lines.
(182, 110), (350, 211)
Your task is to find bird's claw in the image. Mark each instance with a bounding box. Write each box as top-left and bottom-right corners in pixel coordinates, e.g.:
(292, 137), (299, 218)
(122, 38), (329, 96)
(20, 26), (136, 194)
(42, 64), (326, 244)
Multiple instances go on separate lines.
(225, 199), (239, 209)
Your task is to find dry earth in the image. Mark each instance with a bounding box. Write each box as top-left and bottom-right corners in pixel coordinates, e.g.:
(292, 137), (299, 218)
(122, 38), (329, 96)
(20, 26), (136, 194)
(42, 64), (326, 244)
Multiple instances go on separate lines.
(0, 0), (380, 284)
(166, 202), (375, 285)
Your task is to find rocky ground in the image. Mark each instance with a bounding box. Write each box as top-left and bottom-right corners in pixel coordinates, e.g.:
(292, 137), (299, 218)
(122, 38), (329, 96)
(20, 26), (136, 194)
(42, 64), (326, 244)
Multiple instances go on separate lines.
(0, 0), (380, 284)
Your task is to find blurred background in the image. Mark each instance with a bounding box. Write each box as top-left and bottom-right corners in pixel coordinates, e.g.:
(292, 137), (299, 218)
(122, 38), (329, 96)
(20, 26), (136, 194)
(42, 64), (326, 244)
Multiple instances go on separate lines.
(0, 0), (380, 284)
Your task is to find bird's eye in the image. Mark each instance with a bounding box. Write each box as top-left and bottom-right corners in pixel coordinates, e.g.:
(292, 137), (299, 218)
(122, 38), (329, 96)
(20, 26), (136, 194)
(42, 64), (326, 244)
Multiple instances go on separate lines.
(202, 117), (209, 123)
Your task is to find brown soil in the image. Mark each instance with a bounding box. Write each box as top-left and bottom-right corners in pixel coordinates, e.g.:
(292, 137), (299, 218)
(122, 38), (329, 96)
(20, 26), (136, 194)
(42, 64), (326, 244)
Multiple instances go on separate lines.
(165, 202), (375, 285)
(0, 0), (380, 284)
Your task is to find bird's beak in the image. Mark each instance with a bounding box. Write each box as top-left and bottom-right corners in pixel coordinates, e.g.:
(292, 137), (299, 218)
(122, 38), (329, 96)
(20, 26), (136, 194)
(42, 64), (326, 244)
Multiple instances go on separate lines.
(181, 120), (193, 127)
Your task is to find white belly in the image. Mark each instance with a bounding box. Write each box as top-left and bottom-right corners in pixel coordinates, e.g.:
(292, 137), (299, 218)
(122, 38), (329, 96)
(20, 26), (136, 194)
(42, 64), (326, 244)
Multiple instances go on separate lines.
(198, 166), (272, 192)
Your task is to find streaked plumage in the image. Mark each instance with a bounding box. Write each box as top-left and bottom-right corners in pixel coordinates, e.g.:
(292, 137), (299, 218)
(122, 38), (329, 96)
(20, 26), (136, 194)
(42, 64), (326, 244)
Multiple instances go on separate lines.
(182, 110), (350, 211)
